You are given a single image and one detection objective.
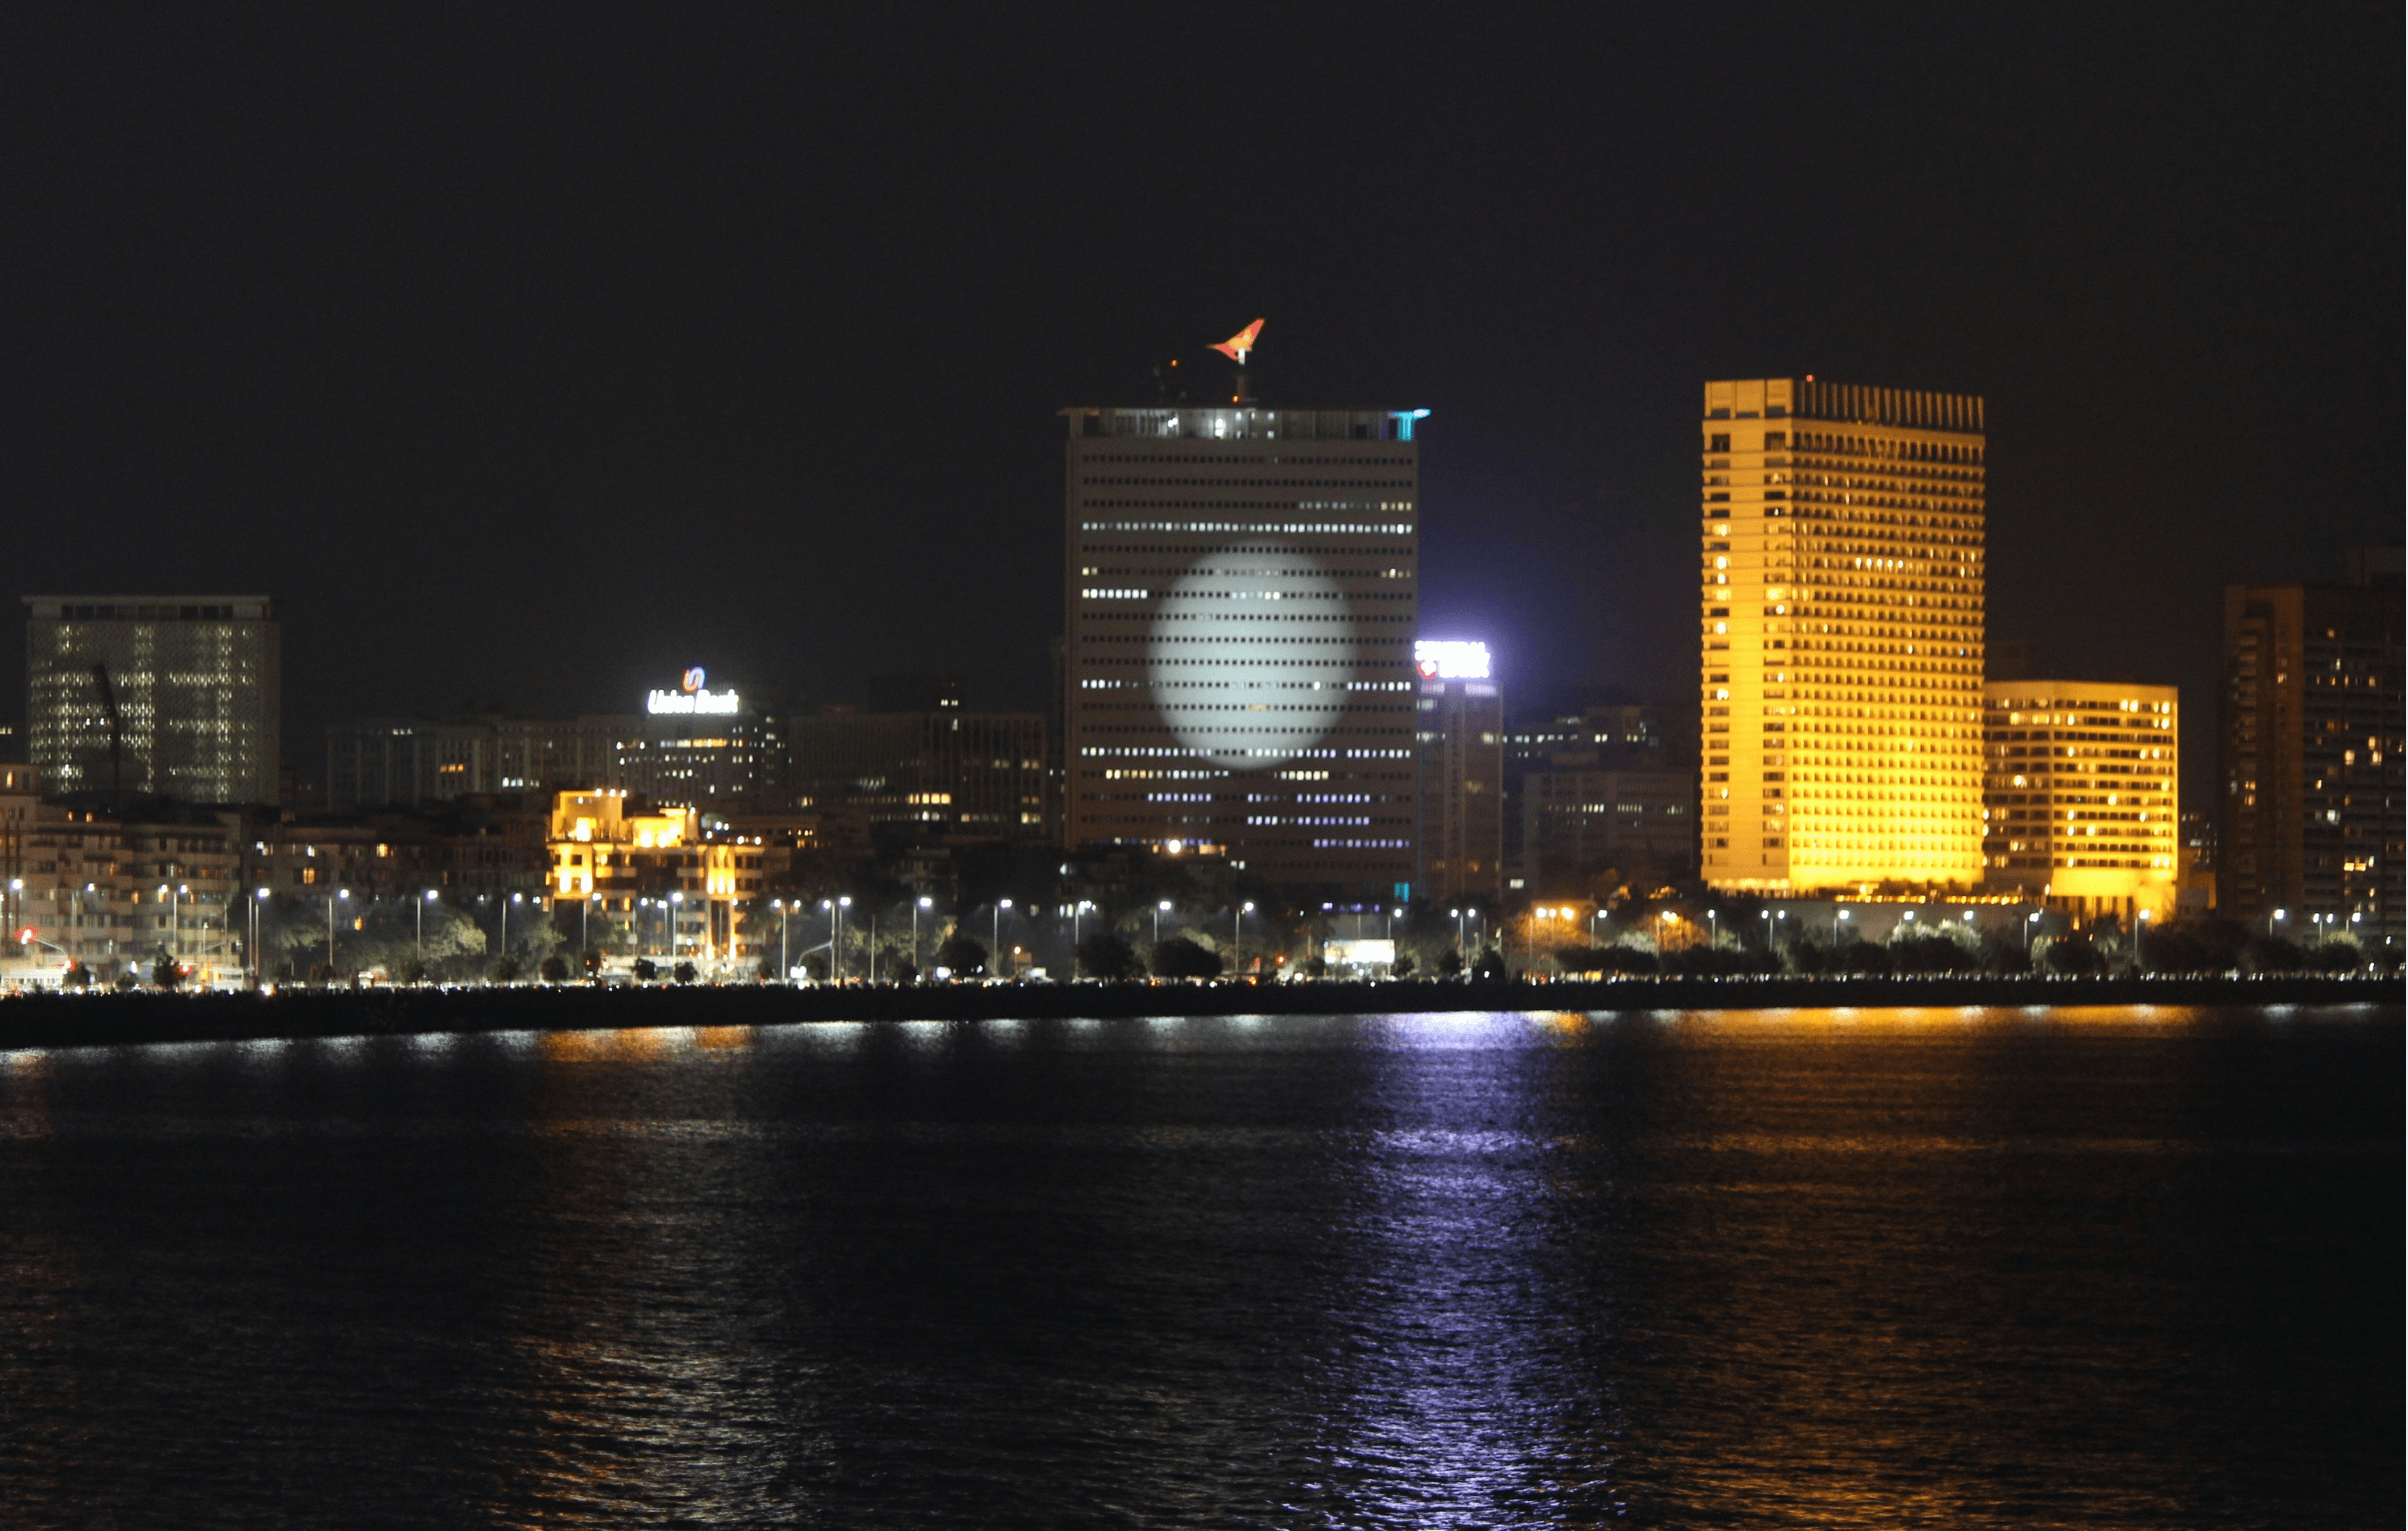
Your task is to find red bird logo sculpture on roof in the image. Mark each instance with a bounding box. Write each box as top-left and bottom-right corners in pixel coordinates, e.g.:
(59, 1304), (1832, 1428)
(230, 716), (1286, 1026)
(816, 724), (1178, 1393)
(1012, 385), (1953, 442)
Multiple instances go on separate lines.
(1210, 319), (1265, 364)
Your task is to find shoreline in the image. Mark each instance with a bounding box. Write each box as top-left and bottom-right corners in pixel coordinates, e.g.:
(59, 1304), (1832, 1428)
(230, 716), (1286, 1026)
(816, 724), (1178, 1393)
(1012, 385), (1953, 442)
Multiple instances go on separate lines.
(0, 974), (2394, 1051)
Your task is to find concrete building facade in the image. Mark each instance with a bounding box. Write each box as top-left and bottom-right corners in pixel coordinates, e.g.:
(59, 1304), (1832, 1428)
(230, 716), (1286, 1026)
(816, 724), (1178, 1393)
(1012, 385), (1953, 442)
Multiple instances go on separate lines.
(1060, 405), (1423, 895)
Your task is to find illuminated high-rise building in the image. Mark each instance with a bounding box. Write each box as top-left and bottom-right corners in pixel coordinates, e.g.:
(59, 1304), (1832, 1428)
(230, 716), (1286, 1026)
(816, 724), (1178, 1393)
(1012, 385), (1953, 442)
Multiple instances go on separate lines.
(1061, 404), (1424, 894)
(1981, 679), (2178, 921)
(1413, 640), (1504, 901)
(27, 596), (281, 805)
(1699, 378), (1986, 890)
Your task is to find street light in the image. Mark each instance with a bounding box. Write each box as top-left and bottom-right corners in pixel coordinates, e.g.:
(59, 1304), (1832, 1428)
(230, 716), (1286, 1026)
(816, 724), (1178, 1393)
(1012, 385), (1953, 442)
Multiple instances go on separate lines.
(157, 883), (186, 967)
(1154, 899), (1171, 944)
(994, 898), (1012, 978)
(501, 891), (523, 978)
(669, 891), (685, 969)
(1707, 908), (1718, 948)
(1234, 900), (1252, 976)
(913, 895), (932, 971)
(251, 888), (270, 986)
(773, 898), (791, 981)
(327, 888), (348, 979)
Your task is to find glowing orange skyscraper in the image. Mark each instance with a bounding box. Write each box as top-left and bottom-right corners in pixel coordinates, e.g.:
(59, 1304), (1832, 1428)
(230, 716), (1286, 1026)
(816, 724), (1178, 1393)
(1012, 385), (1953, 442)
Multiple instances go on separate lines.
(1699, 378), (1987, 891)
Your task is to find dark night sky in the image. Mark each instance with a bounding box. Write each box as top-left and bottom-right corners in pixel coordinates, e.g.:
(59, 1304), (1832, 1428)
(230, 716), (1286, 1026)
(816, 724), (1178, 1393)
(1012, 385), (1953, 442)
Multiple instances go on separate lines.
(0, 8), (2395, 806)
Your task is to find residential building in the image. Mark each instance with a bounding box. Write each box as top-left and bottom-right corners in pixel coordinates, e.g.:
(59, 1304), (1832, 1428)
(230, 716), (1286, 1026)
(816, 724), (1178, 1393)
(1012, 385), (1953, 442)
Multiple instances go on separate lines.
(27, 596), (281, 805)
(546, 788), (785, 968)
(1698, 378), (1986, 891)
(1061, 403), (1424, 895)
(1413, 641), (1504, 901)
(2218, 574), (2404, 937)
(0, 767), (250, 985)
(1981, 680), (2179, 921)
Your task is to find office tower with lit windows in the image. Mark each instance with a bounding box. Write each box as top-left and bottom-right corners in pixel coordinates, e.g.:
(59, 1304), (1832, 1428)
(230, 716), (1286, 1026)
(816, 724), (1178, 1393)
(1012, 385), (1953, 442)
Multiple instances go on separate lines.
(27, 596), (281, 805)
(1982, 679), (2179, 921)
(1413, 640), (1504, 901)
(2218, 574), (2403, 937)
(1061, 405), (1423, 894)
(1699, 378), (1986, 890)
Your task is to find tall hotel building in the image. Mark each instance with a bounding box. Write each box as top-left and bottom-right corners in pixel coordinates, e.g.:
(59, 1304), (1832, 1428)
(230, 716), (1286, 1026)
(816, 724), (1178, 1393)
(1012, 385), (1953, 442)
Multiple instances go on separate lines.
(1700, 378), (1987, 890)
(1061, 406), (1424, 894)
(27, 596), (281, 805)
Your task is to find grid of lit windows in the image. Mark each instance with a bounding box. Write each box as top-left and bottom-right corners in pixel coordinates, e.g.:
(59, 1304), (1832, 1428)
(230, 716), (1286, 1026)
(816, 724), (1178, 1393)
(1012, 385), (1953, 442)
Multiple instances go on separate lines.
(1700, 378), (1987, 891)
(1983, 681), (2178, 919)
(1063, 407), (1423, 888)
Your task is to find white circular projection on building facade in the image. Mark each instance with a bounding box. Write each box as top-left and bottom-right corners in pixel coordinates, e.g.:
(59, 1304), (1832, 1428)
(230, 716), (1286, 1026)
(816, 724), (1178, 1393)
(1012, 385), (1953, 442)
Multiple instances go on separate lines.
(1149, 541), (1356, 769)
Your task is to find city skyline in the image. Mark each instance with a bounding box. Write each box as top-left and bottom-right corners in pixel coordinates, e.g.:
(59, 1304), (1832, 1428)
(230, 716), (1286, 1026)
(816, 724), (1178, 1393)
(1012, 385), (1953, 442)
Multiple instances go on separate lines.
(0, 11), (2389, 824)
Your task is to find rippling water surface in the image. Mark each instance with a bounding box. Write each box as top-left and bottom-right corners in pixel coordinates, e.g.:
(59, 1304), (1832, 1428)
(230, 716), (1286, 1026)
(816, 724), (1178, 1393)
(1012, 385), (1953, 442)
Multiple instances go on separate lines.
(0, 1005), (2396, 1528)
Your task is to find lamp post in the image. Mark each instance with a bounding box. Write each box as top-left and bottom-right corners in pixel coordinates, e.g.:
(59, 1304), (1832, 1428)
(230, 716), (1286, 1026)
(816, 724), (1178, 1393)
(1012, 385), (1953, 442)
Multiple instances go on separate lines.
(252, 888), (269, 986)
(994, 898), (1012, 979)
(327, 888), (348, 979)
(1707, 908), (1718, 948)
(1452, 906), (1464, 959)
(1234, 900), (1252, 976)
(774, 899), (791, 981)
(838, 896), (851, 981)
(501, 891), (523, 978)
(669, 891), (685, 969)
(1591, 906), (1605, 948)
(1154, 899), (1170, 945)
(157, 883), (185, 966)
(2025, 908), (2041, 950)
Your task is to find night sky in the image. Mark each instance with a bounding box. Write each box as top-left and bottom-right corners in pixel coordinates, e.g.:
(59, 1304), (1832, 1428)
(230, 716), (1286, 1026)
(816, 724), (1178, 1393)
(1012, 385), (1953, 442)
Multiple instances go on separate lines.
(0, 9), (2394, 806)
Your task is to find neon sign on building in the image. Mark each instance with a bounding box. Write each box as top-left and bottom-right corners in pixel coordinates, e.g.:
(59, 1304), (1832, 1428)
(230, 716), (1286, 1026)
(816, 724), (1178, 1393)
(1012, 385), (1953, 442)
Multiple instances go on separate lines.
(646, 666), (741, 716)
(1414, 640), (1492, 681)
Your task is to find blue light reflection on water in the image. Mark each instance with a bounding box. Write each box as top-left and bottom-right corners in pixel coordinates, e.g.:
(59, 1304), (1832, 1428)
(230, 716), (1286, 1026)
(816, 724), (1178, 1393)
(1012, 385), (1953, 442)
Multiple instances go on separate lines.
(0, 1006), (2397, 1529)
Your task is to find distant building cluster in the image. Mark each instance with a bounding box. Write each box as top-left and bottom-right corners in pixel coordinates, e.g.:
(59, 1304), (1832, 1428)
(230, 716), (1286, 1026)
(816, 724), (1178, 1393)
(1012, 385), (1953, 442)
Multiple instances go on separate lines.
(0, 369), (2394, 986)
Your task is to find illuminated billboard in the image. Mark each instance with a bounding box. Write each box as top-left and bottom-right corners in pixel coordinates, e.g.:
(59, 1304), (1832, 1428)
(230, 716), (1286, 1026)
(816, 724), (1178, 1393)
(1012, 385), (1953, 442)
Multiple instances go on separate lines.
(1414, 640), (1492, 680)
(647, 667), (741, 715)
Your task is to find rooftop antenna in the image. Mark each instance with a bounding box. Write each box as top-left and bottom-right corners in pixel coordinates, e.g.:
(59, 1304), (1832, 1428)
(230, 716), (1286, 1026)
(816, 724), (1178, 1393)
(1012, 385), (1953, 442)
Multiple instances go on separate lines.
(1211, 318), (1265, 404)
